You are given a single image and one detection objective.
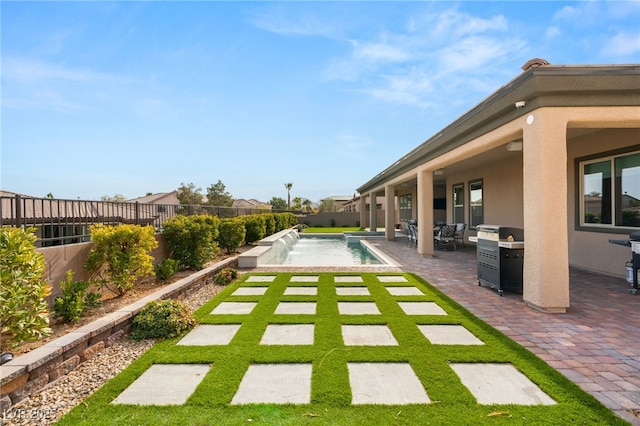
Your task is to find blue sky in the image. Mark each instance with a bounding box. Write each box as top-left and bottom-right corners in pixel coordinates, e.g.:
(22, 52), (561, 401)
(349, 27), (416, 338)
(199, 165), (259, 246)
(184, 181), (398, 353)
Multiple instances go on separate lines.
(2, 1), (639, 203)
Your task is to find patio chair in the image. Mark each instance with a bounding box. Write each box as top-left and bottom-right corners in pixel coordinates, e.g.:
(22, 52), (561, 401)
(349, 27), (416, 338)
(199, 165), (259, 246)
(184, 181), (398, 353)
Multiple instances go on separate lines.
(434, 224), (456, 250)
(454, 223), (467, 248)
(407, 223), (418, 247)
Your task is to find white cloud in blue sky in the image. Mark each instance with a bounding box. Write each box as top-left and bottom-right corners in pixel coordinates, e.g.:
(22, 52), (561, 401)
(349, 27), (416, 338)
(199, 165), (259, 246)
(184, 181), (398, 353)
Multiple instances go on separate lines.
(2, 1), (639, 202)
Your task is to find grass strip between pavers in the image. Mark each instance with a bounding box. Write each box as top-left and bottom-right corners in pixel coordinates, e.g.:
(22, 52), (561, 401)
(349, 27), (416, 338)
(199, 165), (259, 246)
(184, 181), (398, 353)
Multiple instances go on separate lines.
(58, 272), (629, 426)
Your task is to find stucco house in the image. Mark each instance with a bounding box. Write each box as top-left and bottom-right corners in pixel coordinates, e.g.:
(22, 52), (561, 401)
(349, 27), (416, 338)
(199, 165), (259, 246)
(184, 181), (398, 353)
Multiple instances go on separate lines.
(356, 59), (639, 313)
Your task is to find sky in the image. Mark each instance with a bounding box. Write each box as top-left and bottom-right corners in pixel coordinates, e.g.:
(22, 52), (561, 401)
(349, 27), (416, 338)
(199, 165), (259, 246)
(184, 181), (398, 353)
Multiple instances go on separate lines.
(2, 1), (639, 203)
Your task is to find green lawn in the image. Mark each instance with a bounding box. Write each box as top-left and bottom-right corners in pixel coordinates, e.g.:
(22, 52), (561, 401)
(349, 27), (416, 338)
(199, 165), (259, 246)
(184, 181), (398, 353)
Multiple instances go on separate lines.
(58, 273), (627, 425)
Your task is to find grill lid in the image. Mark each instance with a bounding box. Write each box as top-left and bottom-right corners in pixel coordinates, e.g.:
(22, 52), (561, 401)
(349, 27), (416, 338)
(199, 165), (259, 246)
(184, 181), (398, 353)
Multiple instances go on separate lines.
(631, 231), (640, 242)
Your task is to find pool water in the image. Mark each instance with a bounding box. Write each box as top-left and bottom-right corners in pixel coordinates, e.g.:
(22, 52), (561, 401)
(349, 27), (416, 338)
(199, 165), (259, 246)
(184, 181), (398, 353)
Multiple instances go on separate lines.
(279, 237), (383, 266)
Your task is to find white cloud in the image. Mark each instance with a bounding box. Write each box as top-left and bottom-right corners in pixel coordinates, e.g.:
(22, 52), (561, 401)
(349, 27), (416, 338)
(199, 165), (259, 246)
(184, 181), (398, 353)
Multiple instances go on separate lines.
(601, 31), (640, 57)
(545, 26), (562, 40)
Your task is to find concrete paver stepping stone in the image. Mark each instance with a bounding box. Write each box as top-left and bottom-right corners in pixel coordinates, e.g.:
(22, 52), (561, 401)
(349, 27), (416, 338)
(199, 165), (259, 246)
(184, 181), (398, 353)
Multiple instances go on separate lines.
(112, 364), (210, 406)
(386, 286), (424, 296)
(284, 287), (317, 295)
(336, 287), (370, 296)
(450, 363), (556, 405)
(232, 287), (268, 296)
(275, 302), (316, 315)
(398, 302), (447, 316)
(418, 325), (484, 345)
(246, 275), (276, 282)
(334, 276), (363, 282)
(348, 363), (430, 404)
(377, 276), (408, 282)
(231, 364), (312, 404)
(338, 302), (381, 315)
(177, 324), (241, 346)
(342, 325), (398, 346)
(260, 324), (315, 345)
(211, 302), (257, 315)
(290, 276), (319, 282)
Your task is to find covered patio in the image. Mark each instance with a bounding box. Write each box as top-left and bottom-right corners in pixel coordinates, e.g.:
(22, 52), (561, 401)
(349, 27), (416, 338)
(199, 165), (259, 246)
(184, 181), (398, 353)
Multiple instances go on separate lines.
(371, 238), (640, 424)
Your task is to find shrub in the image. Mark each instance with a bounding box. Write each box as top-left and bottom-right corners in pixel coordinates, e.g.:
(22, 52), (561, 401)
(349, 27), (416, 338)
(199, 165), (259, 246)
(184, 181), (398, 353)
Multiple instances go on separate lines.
(53, 270), (102, 323)
(274, 213), (287, 232)
(163, 215), (220, 270)
(243, 214), (266, 244)
(154, 258), (179, 281)
(84, 224), (158, 296)
(0, 227), (52, 349)
(263, 214), (276, 236)
(130, 299), (195, 341)
(214, 268), (238, 285)
(217, 219), (246, 254)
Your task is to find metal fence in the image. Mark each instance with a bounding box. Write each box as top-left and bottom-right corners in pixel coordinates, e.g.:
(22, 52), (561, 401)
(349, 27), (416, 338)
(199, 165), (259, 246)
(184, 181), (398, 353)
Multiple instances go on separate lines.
(0, 194), (289, 247)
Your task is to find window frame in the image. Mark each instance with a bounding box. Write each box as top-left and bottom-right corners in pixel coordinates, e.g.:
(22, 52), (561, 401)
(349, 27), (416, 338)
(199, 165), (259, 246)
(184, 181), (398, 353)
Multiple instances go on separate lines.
(469, 179), (484, 229)
(399, 194), (412, 222)
(452, 183), (465, 224)
(575, 146), (640, 233)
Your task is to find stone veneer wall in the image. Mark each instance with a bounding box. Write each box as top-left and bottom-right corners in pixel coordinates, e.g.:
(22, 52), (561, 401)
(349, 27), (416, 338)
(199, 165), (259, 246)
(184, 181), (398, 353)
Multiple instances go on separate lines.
(0, 257), (237, 412)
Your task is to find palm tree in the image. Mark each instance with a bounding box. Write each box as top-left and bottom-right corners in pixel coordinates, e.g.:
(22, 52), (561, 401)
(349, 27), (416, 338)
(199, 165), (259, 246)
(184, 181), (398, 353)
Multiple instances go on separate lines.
(284, 182), (293, 210)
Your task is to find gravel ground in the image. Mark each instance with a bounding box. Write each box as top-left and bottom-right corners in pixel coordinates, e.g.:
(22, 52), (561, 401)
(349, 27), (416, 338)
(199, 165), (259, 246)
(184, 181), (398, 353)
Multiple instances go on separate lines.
(1, 282), (225, 426)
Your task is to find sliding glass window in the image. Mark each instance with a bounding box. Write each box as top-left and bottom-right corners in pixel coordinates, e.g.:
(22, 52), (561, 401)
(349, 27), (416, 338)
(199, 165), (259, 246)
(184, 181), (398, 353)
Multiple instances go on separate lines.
(580, 150), (640, 228)
(453, 184), (464, 224)
(469, 180), (483, 228)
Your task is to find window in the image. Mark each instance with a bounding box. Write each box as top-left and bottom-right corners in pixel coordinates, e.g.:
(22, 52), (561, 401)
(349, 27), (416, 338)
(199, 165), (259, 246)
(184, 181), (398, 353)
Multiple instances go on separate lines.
(453, 184), (464, 224)
(469, 180), (483, 228)
(580, 150), (640, 228)
(399, 194), (412, 221)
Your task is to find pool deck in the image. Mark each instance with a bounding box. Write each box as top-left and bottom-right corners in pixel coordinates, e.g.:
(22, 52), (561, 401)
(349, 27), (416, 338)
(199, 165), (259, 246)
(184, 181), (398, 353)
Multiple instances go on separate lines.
(249, 237), (640, 424)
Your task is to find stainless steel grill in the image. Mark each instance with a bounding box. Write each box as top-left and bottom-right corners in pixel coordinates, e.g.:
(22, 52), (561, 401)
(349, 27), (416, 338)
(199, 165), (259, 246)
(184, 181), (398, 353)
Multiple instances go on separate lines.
(608, 231), (640, 295)
(476, 225), (524, 296)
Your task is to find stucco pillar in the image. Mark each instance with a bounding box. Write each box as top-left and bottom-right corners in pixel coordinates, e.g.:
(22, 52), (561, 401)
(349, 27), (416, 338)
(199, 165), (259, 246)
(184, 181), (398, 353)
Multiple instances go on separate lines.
(417, 169), (435, 256)
(385, 185), (396, 240)
(522, 110), (570, 313)
(369, 191), (377, 232)
(359, 196), (366, 230)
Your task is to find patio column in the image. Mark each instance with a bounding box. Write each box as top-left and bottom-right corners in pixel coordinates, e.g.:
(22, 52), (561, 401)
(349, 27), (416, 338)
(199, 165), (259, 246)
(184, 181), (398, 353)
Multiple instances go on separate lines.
(359, 196), (366, 230)
(522, 110), (570, 313)
(385, 184), (395, 240)
(416, 169), (435, 256)
(369, 191), (377, 232)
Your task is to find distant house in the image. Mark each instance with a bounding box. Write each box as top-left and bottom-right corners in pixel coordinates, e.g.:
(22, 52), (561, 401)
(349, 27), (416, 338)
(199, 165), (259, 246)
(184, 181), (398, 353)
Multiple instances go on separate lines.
(127, 191), (180, 206)
(356, 59), (639, 313)
(232, 199), (271, 210)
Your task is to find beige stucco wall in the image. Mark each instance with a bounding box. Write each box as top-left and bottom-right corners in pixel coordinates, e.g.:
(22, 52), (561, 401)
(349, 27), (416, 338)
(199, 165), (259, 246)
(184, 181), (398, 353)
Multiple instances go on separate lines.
(38, 234), (169, 305)
(445, 156), (524, 230)
(567, 128), (640, 277)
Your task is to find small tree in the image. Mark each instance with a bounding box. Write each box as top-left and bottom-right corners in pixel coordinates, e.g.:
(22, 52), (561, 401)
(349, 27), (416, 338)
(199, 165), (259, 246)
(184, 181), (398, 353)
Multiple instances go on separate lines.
(217, 218), (246, 253)
(176, 182), (204, 205)
(269, 197), (287, 210)
(84, 224), (158, 296)
(206, 180), (234, 207)
(0, 227), (52, 349)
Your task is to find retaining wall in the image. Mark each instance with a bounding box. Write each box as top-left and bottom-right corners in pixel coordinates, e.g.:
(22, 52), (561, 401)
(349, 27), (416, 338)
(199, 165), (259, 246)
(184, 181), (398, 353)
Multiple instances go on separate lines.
(0, 257), (237, 412)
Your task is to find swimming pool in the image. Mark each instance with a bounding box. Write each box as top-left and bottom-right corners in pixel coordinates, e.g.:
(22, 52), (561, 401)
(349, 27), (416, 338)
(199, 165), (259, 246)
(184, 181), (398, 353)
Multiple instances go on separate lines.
(237, 230), (400, 268)
(278, 236), (383, 266)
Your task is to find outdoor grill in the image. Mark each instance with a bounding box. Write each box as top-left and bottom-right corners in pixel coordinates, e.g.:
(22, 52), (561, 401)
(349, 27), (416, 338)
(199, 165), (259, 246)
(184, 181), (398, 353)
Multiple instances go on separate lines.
(608, 230), (640, 295)
(476, 225), (525, 296)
